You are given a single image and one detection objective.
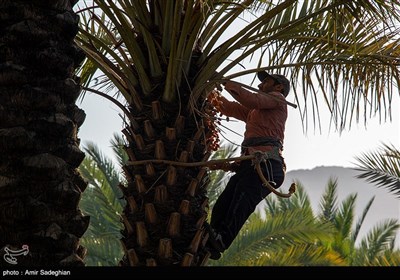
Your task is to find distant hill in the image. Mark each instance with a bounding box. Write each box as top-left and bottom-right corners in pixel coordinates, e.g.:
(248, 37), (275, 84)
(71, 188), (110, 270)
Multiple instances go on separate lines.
(278, 166), (400, 248)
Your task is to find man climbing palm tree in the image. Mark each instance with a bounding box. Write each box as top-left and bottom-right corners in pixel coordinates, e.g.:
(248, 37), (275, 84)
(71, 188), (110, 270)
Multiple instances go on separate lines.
(205, 71), (290, 259)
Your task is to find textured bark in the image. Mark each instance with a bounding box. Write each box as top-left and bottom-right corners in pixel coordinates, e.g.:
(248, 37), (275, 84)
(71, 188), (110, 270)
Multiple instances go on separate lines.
(118, 83), (214, 266)
(0, 0), (88, 266)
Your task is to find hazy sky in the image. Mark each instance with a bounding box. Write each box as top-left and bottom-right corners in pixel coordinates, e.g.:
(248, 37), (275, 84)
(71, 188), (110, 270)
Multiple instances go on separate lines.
(78, 85), (399, 172)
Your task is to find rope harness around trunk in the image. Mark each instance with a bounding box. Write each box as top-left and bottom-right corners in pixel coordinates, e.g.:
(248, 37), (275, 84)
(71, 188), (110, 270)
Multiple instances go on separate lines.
(127, 151), (296, 198)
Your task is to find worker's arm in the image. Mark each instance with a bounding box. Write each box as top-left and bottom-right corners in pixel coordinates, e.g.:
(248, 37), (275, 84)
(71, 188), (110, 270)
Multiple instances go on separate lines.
(224, 81), (285, 109)
(217, 95), (250, 122)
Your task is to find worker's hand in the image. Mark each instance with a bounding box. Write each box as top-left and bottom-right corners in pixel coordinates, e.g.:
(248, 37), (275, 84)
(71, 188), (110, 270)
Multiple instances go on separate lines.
(223, 81), (241, 96)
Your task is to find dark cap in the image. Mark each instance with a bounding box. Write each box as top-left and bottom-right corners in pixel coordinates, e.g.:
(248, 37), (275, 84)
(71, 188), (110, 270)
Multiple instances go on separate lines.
(257, 71), (290, 97)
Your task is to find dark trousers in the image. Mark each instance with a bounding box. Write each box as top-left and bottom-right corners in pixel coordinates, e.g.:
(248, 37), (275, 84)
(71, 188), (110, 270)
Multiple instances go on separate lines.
(210, 159), (285, 249)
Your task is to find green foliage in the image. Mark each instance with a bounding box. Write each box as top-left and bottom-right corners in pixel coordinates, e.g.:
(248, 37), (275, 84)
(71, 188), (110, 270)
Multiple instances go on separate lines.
(248, 244), (347, 266)
(353, 219), (399, 265)
(314, 178), (399, 266)
(353, 143), (400, 198)
(79, 133), (127, 266)
(77, 140), (400, 266)
(209, 176), (400, 266)
(210, 184), (337, 266)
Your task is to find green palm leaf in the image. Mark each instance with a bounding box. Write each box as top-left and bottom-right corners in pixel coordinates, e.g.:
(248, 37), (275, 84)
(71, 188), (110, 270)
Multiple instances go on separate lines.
(217, 175), (400, 266)
(81, 142), (125, 211)
(248, 243), (346, 266)
(80, 237), (123, 266)
(318, 177), (339, 222)
(317, 175), (399, 265)
(210, 185), (334, 266)
(351, 196), (375, 245)
(334, 193), (357, 242)
(353, 143), (400, 198)
(355, 219), (399, 265)
(110, 132), (129, 167)
(79, 138), (127, 266)
(367, 250), (400, 266)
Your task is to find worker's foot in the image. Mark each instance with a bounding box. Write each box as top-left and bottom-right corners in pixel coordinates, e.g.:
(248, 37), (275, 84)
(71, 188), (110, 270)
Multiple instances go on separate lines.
(206, 246), (222, 260)
(203, 222), (226, 260)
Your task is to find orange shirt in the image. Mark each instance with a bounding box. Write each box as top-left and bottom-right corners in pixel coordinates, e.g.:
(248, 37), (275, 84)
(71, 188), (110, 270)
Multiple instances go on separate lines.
(219, 82), (288, 156)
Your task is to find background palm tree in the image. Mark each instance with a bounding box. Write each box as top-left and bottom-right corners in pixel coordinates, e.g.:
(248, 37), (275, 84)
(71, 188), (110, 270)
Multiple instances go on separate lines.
(79, 133), (127, 266)
(75, 0), (400, 266)
(0, 0), (89, 266)
(210, 178), (400, 266)
(353, 143), (400, 199)
(318, 178), (399, 265)
(210, 184), (340, 266)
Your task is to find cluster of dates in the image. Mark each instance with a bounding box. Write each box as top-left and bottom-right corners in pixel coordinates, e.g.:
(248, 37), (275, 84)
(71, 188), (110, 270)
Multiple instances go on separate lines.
(204, 89), (226, 152)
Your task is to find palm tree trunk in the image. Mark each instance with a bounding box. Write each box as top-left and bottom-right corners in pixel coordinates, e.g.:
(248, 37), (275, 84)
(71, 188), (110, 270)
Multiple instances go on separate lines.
(0, 0), (89, 266)
(118, 100), (213, 266)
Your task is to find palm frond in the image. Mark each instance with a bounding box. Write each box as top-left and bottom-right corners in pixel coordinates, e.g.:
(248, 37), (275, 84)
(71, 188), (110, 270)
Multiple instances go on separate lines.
(356, 219), (399, 265)
(81, 141), (125, 210)
(366, 250), (400, 266)
(351, 196), (375, 245)
(194, 0), (400, 131)
(208, 175), (399, 266)
(247, 243), (347, 266)
(264, 194), (280, 216)
(334, 193), (357, 241)
(110, 132), (129, 167)
(76, 1), (400, 132)
(318, 177), (339, 222)
(78, 139), (126, 266)
(275, 182), (313, 214)
(80, 236), (123, 266)
(353, 143), (400, 198)
(211, 209), (333, 266)
(81, 185), (123, 236)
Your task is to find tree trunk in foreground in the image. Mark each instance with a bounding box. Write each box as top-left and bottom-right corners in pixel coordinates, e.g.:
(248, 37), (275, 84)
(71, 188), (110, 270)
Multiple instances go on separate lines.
(0, 0), (89, 266)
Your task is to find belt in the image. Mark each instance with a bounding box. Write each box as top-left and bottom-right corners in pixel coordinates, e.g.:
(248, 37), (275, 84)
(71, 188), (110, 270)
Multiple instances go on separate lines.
(241, 136), (283, 163)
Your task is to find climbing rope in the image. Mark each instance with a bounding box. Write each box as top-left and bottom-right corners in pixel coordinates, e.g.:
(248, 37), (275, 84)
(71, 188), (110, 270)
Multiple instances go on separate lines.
(252, 152), (296, 198)
(127, 152), (296, 198)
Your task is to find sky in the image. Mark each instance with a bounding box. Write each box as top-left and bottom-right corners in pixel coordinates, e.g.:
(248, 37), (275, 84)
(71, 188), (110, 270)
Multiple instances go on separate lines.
(78, 84), (399, 173)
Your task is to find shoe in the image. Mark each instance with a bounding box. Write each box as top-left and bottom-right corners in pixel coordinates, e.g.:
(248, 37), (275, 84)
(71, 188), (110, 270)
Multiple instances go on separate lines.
(206, 246), (222, 260)
(203, 222), (226, 253)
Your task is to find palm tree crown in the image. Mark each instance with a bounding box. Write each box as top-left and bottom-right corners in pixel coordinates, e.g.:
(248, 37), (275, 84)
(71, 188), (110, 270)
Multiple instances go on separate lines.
(76, 0), (400, 130)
